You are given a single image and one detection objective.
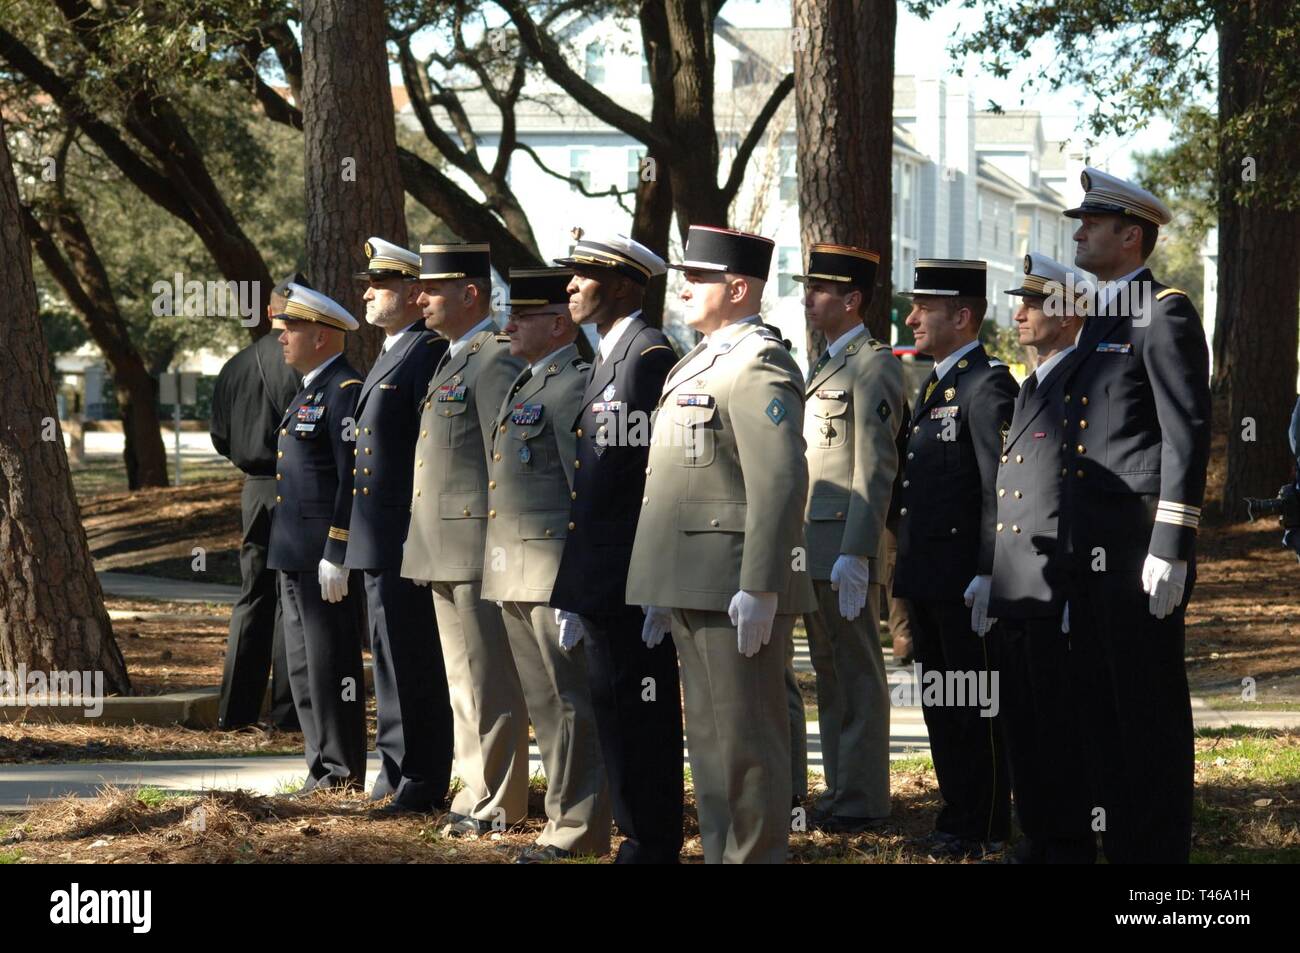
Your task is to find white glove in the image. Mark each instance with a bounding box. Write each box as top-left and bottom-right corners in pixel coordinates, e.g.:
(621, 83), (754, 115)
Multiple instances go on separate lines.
(963, 574), (996, 636)
(829, 554), (870, 621)
(555, 609), (588, 651)
(1061, 602), (1070, 634)
(411, 578), (431, 587)
(728, 590), (778, 658)
(1141, 553), (1188, 620)
(318, 559), (349, 604)
(641, 606), (671, 648)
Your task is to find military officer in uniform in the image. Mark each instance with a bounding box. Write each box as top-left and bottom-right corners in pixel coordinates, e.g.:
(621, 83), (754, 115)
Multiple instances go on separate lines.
(989, 253), (1095, 863)
(210, 274), (304, 730)
(343, 238), (454, 814)
(1059, 169), (1211, 863)
(795, 243), (904, 832)
(480, 267), (611, 862)
(894, 259), (1018, 858)
(549, 231), (685, 864)
(400, 243), (531, 836)
(267, 284), (367, 792)
(628, 225), (816, 864)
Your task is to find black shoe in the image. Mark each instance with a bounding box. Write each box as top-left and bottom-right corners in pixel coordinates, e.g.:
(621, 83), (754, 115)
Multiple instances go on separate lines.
(371, 800), (430, 818)
(515, 844), (574, 864)
(439, 812), (497, 837)
(814, 814), (888, 834)
(927, 835), (1006, 860)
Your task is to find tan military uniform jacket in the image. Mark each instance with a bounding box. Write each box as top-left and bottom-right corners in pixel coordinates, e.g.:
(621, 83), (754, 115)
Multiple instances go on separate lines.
(480, 343), (588, 603)
(803, 328), (905, 580)
(627, 320), (817, 614)
(400, 326), (525, 583)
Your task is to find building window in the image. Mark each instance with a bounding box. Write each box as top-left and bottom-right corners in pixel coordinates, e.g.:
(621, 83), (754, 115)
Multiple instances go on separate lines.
(584, 43), (605, 84)
(732, 58), (757, 87)
(778, 246), (799, 297)
(569, 148), (592, 193)
(780, 143), (797, 203)
(627, 147), (647, 191)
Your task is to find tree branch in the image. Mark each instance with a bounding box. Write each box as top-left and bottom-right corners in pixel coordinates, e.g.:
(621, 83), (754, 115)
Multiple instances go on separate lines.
(720, 71), (793, 205)
(513, 141), (635, 215)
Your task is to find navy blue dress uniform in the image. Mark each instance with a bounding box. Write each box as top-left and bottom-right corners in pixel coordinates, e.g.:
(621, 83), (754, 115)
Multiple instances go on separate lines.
(893, 259), (1018, 849)
(549, 232), (685, 863)
(210, 322), (301, 730)
(342, 238), (453, 812)
(1058, 169), (1212, 863)
(266, 285), (367, 791)
(989, 254), (1095, 864)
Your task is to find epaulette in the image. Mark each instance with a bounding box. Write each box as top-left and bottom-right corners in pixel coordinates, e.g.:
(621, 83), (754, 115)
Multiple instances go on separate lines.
(1155, 288), (1187, 301)
(339, 379), (363, 388)
(640, 344), (674, 357)
(870, 339), (891, 352)
(495, 333), (511, 342)
(988, 359), (1008, 368)
(572, 357), (590, 369)
(426, 336), (442, 345)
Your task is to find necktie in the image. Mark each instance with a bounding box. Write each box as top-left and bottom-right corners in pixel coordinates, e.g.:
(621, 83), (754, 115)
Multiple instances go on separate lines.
(435, 348), (450, 377)
(1017, 372), (1039, 411)
(922, 370), (939, 403)
(508, 367), (533, 402)
(807, 349), (831, 384)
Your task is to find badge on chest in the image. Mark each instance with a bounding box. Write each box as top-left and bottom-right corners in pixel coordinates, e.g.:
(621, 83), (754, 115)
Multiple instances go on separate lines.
(435, 383), (467, 402)
(929, 405), (960, 420)
(294, 398), (325, 435)
(511, 403), (544, 426)
(677, 394), (714, 408)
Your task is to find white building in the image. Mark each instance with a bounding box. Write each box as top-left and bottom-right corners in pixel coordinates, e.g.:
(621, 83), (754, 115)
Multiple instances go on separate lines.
(408, 17), (1076, 369)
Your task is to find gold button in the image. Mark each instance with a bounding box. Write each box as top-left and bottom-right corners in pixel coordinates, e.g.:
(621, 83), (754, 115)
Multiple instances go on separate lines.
(352, 489), (356, 496)
(462, 508), (470, 516)
(1014, 490), (1022, 499)
(1076, 469), (1085, 478)
(576, 428), (583, 437)
(997, 522), (1004, 531)
(574, 460), (581, 469)
(913, 426), (920, 434)
(362, 487), (369, 495)
(835, 511), (844, 519)
(998, 488), (1005, 497)
(421, 430), (427, 438)
(277, 450), (284, 458)
(354, 449), (359, 457)
(364, 468), (371, 475)
(1079, 420), (1088, 430)
(500, 424), (507, 434)
(567, 522), (576, 531)
(280, 428), (287, 436)
(415, 488), (421, 497)
(352, 468), (357, 476)
(571, 491), (577, 500)
(900, 507), (909, 516)
(1077, 444), (1086, 454)
(1064, 394), (1071, 403)
(417, 459), (423, 468)
(902, 480), (909, 488)
(646, 467), (652, 476)
(277, 473), (283, 481)
(494, 453), (502, 461)
(1012, 525), (1021, 534)
(545, 529), (553, 537)
(1015, 454), (1023, 463)
(488, 480), (496, 490)
(276, 495), (283, 503)
(710, 518), (720, 527)
(365, 448), (372, 455)
(1081, 396), (1089, 406)
(642, 496), (649, 505)
(444, 410), (451, 417)
(489, 509), (496, 518)
(1000, 454), (1008, 463)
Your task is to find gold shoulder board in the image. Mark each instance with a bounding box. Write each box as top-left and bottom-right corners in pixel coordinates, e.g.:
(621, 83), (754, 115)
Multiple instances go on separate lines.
(1155, 288), (1187, 301)
(640, 345), (673, 356)
(339, 379), (363, 388)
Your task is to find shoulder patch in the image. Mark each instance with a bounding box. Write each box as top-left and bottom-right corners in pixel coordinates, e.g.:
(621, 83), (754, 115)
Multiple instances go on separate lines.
(1155, 288), (1187, 301)
(339, 379), (363, 389)
(640, 345), (674, 357)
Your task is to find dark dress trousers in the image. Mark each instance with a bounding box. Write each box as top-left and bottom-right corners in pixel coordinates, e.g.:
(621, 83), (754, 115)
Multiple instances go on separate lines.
(1057, 272), (1211, 864)
(268, 355), (367, 790)
(989, 353), (1095, 863)
(893, 342), (1018, 843)
(210, 332), (301, 730)
(550, 314), (685, 863)
(344, 325), (454, 810)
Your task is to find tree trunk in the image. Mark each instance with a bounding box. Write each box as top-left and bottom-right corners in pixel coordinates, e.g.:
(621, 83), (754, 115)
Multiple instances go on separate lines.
(302, 0), (408, 372)
(0, 117), (130, 694)
(21, 202), (170, 488)
(1217, 1), (1300, 513)
(633, 0), (679, 329)
(793, 0), (897, 360)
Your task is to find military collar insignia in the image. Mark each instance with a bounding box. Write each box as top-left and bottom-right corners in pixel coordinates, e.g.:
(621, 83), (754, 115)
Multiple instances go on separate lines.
(956, 358), (969, 369)
(944, 386), (956, 401)
(546, 363), (559, 374)
(603, 384), (616, 401)
(845, 343), (858, 355)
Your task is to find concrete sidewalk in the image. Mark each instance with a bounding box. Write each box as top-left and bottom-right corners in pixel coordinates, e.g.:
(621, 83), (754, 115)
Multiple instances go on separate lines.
(98, 571), (239, 605)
